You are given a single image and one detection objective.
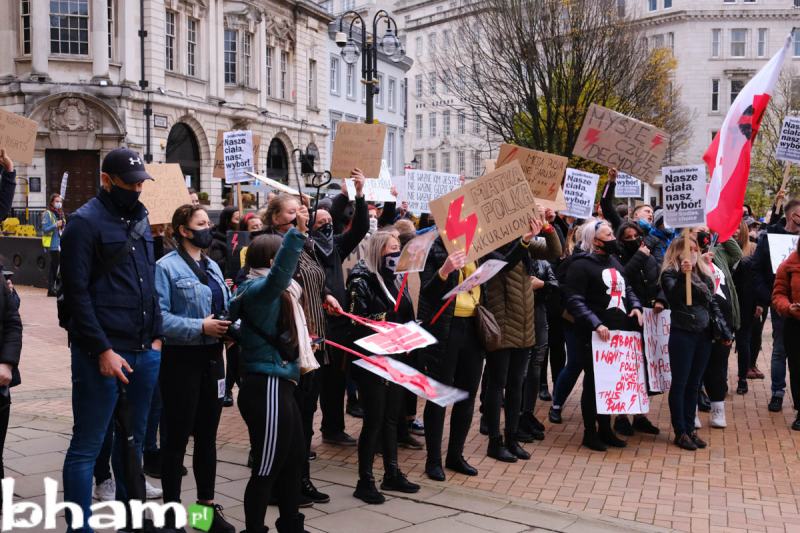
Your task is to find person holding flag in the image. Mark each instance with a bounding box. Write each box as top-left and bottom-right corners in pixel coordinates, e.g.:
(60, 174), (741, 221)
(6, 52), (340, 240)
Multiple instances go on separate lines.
(703, 33), (793, 413)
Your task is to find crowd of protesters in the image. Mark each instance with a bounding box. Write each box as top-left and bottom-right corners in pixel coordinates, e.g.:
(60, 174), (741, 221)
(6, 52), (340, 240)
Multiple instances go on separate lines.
(1, 144), (800, 532)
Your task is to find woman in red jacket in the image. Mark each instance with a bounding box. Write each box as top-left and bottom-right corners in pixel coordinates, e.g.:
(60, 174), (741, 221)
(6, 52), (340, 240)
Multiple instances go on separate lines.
(771, 242), (800, 431)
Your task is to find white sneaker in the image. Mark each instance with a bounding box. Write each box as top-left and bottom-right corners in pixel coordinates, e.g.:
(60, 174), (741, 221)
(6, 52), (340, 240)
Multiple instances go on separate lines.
(145, 480), (163, 499)
(710, 401), (727, 428)
(93, 478), (116, 501)
(695, 412), (702, 429)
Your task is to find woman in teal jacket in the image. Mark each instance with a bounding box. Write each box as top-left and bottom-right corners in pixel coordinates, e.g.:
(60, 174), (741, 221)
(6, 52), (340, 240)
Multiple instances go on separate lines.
(229, 205), (310, 533)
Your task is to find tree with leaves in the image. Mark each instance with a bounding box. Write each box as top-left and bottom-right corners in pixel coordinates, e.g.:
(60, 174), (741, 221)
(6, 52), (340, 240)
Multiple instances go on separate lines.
(435, 0), (692, 165)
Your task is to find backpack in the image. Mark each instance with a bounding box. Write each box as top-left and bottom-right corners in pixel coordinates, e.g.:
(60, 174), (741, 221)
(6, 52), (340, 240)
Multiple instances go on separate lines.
(56, 218), (150, 330)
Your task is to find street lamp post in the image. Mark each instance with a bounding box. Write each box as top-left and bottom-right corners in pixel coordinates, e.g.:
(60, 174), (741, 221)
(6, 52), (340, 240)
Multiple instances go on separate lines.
(335, 10), (405, 124)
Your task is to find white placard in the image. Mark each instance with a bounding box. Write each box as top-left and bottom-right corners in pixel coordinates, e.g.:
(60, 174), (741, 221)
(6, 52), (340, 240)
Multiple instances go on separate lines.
(223, 130), (254, 184)
(402, 170), (462, 214)
(245, 171), (301, 196)
(354, 322), (438, 355)
(643, 308), (672, 393)
(592, 330), (649, 415)
(442, 259), (507, 300)
(615, 172), (642, 198)
(345, 160), (395, 202)
(561, 168), (599, 219)
(661, 165), (706, 228)
(768, 234), (799, 273)
(59, 172), (68, 200)
(776, 116), (800, 164)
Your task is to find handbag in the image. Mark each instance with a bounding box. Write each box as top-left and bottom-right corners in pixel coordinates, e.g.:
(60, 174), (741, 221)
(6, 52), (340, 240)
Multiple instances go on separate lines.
(474, 303), (502, 352)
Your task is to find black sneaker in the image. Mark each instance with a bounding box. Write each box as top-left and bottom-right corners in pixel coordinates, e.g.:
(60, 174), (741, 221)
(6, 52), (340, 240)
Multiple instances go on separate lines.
(208, 504), (235, 533)
(582, 433), (607, 452)
(346, 402), (364, 419)
(613, 416), (634, 436)
(409, 419), (425, 436)
(599, 431), (627, 448)
(792, 416), (800, 431)
(308, 450), (317, 461)
(353, 479), (385, 504)
(322, 431), (357, 446)
(548, 406), (562, 424)
(538, 387), (552, 402)
(689, 432), (707, 449)
(302, 478), (330, 504)
(632, 416), (660, 435)
(769, 395), (783, 412)
(398, 434), (423, 450)
(736, 380), (748, 395)
(222, 393), (234, 407)
(381, 471), (420, 493)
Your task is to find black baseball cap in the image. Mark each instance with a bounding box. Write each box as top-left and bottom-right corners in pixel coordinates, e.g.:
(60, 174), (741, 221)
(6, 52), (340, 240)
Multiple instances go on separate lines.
(101, 148), (153, 184)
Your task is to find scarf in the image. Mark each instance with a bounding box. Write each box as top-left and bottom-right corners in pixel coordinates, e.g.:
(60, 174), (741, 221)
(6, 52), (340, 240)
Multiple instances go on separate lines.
(247, 267), (318, 374)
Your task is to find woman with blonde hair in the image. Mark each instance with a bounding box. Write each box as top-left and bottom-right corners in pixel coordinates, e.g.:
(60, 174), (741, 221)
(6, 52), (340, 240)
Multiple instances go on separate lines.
(346, 231), (417, 504)
(659, 235), (732, 450)
(734, 218), (760, 394)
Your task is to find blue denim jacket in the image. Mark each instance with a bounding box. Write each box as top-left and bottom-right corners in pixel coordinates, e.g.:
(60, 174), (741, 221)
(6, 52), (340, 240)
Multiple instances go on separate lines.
(155, 250), (230, 346)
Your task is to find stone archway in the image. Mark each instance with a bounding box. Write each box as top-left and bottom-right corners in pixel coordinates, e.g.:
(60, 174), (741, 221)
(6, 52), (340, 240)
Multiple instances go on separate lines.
(166, 123), (201, 191)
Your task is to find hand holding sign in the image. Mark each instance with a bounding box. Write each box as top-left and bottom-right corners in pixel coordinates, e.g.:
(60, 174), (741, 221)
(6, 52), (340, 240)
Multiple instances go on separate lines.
(438, 250), (468, 278)
(351, 168), (366, 197)
(0, 150), (13, 173)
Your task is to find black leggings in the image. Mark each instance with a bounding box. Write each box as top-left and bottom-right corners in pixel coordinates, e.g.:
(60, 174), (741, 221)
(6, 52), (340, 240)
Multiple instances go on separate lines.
(293, 369), (320, 479)
(354, 365), (404, 480)
(159, 344), (224, 503)
(423, 317), (484, 465)
(484, 348), (530, 439)
(524, 306), (549, 412)
(0, 393), (10, 482)
(704, 340), (731, 402)
(225, 344), (240, 394)
(542, 304), (566, 387)
(238, 374), (304, 532)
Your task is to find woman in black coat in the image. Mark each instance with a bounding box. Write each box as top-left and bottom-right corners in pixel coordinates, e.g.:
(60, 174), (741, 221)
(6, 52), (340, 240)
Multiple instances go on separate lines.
(346, 231), (417, 504)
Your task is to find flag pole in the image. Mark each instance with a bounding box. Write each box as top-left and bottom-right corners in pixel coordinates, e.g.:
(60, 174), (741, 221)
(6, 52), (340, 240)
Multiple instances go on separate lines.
(777, 162), (793, 212)
(683, 228), (692, 306)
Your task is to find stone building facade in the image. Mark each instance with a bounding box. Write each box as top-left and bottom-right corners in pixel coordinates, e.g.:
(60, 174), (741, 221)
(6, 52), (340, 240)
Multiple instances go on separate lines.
(0, 0), (332, 213)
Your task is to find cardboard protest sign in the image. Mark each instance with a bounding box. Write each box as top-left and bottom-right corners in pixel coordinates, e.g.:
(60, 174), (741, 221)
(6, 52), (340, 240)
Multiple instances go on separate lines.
(592, 330), (649, 415)
(355, 322), (437, 355)
(562, 168), (599, 219)
(661, 165), (706, 228)
(346, 160), (395, 202)
(214, 131), (261, 178)
(402, 170), (462, 214)
(573, 103), (669, 184)
(776, 117), (800, 164)
(352, 356), (467, 407)
(615, 172), (643, 198)
(496, 144), (568, 202)
(768, 234), (799, 273)
(482, 159), (496, 175)
(396, 230), (439, 274)
(443, 259), (507, 300)
(223, 130), (254, 184)
(0, 108), (37, 165)
(643, 308), (672, 393)
(429, 161), (538, 263)
(141, 164), (193, 225)
(537, 187), (567, 213)
(330, 123), (386, 179)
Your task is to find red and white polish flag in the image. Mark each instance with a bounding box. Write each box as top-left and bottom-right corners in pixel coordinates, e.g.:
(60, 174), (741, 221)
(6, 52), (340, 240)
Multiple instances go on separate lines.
(703, 34), (792, 242)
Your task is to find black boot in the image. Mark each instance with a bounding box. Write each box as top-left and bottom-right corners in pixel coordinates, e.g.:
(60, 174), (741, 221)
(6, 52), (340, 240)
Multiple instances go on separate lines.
(354, 478), (385, 504)
(487, 436), (517, 463)
(275, 513), (306, 533)
(445, 454), (478, 476)
(425, 460), (446, 481)
(517, 412), (544, 442)
(301, 476), (330, 504)
(143, 450), (161, 478)
(613, 416), (634, 436)
(505, 437), (531, 460)
(381, 468), (420, 493)
(582, 431), (607, 452)
(207, 504), (236, 533)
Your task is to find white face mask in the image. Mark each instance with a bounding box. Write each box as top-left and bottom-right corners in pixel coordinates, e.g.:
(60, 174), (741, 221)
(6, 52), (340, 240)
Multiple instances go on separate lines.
(369, 218), (378, 233)
(54, 202), (63, 209)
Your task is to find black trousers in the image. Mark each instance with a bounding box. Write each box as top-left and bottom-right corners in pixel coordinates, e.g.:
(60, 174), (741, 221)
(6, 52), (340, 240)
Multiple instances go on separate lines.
(782, 318), (800, 411)
(225, 343), (240, 394)
(524, 305), (549, 412)
(320, 345), (347, 437)
(353, 364), (403, 480)
(704, 340), (731, 402)
(47, 249), (60, 294)
(159, 344), (224, 503)
(423, 317), (484, 465)
(484, 348), (531, 439)
(293, 369), (320, 479)
(542, 305), (566, 387)
(577, 332), (611, 435)
(0, 393), (10, 481)
(238, 374), (304, 533)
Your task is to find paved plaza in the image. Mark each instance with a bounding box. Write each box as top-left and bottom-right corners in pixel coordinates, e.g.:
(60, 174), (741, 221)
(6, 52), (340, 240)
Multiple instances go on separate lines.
(10, 285), (800, 532)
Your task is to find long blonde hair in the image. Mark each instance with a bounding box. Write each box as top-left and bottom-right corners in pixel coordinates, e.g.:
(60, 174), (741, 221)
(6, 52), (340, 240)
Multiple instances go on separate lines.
(661, 235), (712, 279)
(362, 231), (400, 303)
(736, 219), (754, 257)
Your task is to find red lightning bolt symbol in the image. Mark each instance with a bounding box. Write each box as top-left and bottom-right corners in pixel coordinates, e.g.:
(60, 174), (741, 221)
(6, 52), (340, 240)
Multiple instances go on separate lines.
(584, 128), (601, 150)
(650, 135), (664, 150)
(445, 196), (478, 252)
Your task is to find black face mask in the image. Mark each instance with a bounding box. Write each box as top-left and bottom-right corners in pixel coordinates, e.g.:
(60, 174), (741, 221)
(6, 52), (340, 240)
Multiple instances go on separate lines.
(598, 238), (619, 255)
(382, 251), (401, 274)
(108, 184), (141, 212)
(187, 227), (214, 249)
(696, 231), (711, 250)
(311, 223), (334, 256)
(622, 238), (641, 256)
